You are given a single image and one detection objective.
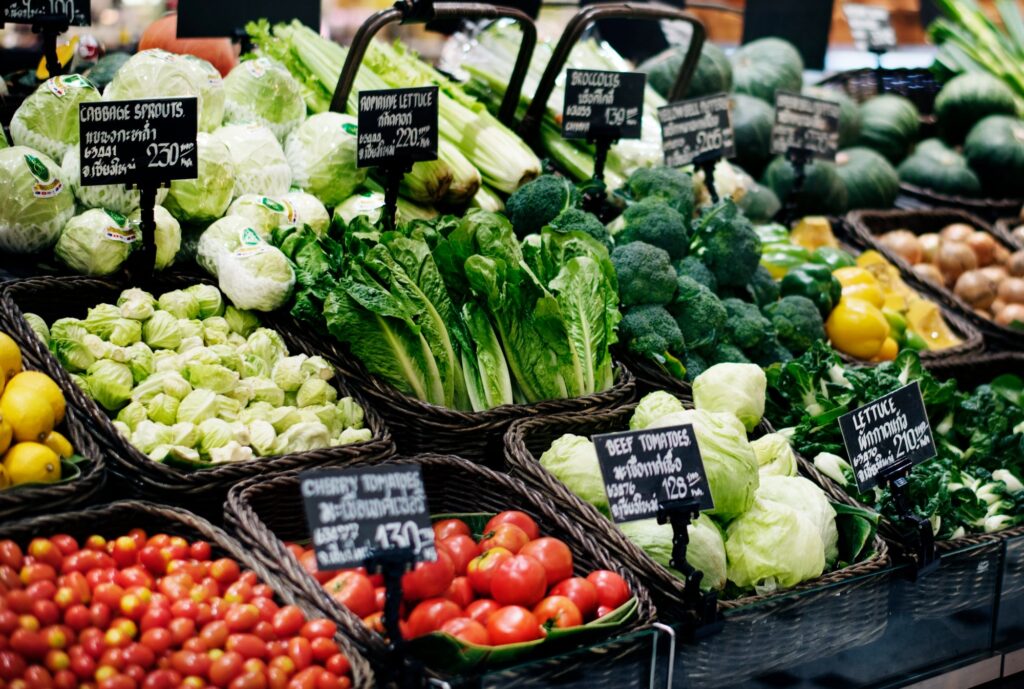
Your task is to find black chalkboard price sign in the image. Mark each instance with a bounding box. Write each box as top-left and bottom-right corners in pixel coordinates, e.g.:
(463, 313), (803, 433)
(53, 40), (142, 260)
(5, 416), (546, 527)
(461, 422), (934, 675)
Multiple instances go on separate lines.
(658, 93), (735, 168)
(177, 0), (319, 39)
(844, 3), (897, 53)
(838, 381), (937, 492)
(357, 86), (439, 169)
(78, 97), (198, 186)
(299, 465), (437, 572)
(562, 69), (646, 141)
(594, 424), (714, 525)
(770, 90), (841, 161)
(1, 0), (89, 26)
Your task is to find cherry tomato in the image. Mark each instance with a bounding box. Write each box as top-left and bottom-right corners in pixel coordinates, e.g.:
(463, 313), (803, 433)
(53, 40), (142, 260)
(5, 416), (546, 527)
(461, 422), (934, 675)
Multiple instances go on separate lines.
(139, 629), (172, 656)
(323, 573), (375, 619)
(442, 577), (474, 609)
(400, 550), (454, 602)
(0, 541), (24, 570)
(53, 669), (77, 689)
(299, 620), (336, 640)
(271, 606), (304, 638)
(309, 637), (337, 662)
(139, 607), (172, 634)
(289, 667), (323, 689)
(115, 568), (154, 591)
(519, 538), (573, 588)
(439, 617), (490, 645)
(486, 606), (542, 645)
(466, 548), (512, 598)
(137, 547), (170, 577)
(125, 530), (147, 551)
(324, 654), (350, 677)
(224, 605), (260, 633)
(490, 555), (546, 607)
(439, 536), (480, 576)
(362, 612), (384, 635)
(188, 542), (211, 562)
(297, 552), (332, 586)
(28, 539), (64, 570)
(20, 564), (57, 586)
(209, 650), (244, 686)
(33, 600), (59, 627)
(93, 583), (125, 610)
(120, 644), (154, 670)
(170, 650), (211, 677)
(533, 596), (582, 629)
(229, 671), (267, 689)
(287, 637), (313, 671)
(69, 650), (95, 679)
(432, 519), (471, 542)
(585, 571), (630, 611)
(250, 597), (278, 623)
(549, 578), (599, 620)
(373, 587), (386, 612)
(478, 524), (529, 554)
(10, 629), (48, 658)
(484, 512), (540, 541)
(406, 599), (462, 639)
(24, 664), (54, 689)
(0, 650), (27, 681)
(225, 634), (266, 660)
(111, 538), (139, 570)
(168, 618), (196, 646)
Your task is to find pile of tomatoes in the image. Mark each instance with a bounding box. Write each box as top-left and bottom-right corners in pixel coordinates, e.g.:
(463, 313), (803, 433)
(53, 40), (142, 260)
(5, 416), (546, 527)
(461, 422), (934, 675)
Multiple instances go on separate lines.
(0, 531), (354, 689)
(291, 511), (632, 647)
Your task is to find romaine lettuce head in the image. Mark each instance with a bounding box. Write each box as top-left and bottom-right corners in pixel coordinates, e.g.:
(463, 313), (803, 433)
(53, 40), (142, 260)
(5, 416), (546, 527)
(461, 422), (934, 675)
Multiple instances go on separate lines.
(756, 475), (839, 566)
(10, 75), (101, 160)
(692, 363), (766, 432)
(650, 409), (759, 520)
(105, 50), (220, 132)
(55, 208), (138, 276)
(0, 147), (75, 253)
(538, 434), (610, 517)
(282, 191), (330, 236)
(61, 147), (168, 214)
(725, 496), (826, 593)
(284, 113), (366, 207)
(630, 391), (686, 430)
(223, 58), (305, 142)
(86, 359), (134, 411)
(619, 514), (726, 592)
(750, 433), (798, 477)
(211, 124), (291, 198)
(126, 206), (180, 270)
(164, 132), (235, 222)
(179, 55), (225, 133)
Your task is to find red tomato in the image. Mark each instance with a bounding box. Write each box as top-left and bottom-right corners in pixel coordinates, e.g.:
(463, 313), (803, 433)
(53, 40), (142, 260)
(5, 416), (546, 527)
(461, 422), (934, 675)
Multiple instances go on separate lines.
(362, 611), (384, 635)
(111, 537), (138, 570)
(93, 583), (125, 610)
(33, 600), (60, 626)
(139, 607), (172, 634)
(489, 555), (546, 608)
(432, 519), (471, 542)
(464, 599), (500, 626)
(24, 665), (54, 689)
(287, 637), (313, 671)
(400, 550), (454, 602)
(439, 536), (480, 576)
(298, 552), (332, 585)
(466, 548), (512, 598)
(439, 617), (490, 645)
(225, 634), (266, 660)
(478, 524), (529, 554)
(86, 535), (108, 551)
(290, 667), (323, 689)
(0, 650), (27, 680)
(170, 649), (210, 677)
(322, 573), (375, 619)
(28, 538), (64, 570)
(484, 512), (540, 541)
(120, 644), (154, 670)
(533, 596), (582, 628)
(442, 577), (474, 609)
(209, 559), (241, 586)
(20, 563), (57, 585)
(585, 571), (630, 611)
(188, 542), (211, 562)
(0, 541), (24, 570)
(137, 547), (169, 577)
(271, 606), (304, 638)
(486, 606), (542, 645)
(115, 568), (154, 591)
(168, 618), (196, 646)
(209, 650), (244, 686)
(324, 653), (350, 677)
(250, 597), (278, 623)
(10, 628), (48, 657)
(549, 578), (599, 620)
(49, 535), (78, 557)
(309, 637), (337, 662)
(224, 605), (260, 633)
(299, 620), (336, 640)
(53, 669), (77, 689)
(373, 587), (386, 612)
(405, 599), (462, 639)
(519, 538), (573, 587)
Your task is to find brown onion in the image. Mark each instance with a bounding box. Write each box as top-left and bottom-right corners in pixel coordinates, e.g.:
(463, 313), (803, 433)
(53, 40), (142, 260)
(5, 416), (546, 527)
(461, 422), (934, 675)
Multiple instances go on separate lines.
(936, 241), (978, 287)
(996, 303), (1024, 328)
(994, 245), (1012, 266)
(912, 263), (944, 287)
(998, 277), (1024, 304)
(1008, 250), (1024, 277)
(919, 233), (941, 263)
(879, 230), (923, 265)
(980, 265), (1009, 283)
(955, 270), (998, 309)
(941, 223), (975, 243)
(966, 232), (998, 266)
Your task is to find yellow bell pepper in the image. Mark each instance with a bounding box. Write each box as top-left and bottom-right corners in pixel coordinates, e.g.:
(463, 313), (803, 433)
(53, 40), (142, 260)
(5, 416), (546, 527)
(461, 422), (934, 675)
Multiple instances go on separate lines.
(872, 338), (899, 362)
(833, 267), (878, 289)
(826, 298), (891, 359)
(842, 282), (885, 309)
(790, 217), (838, 251)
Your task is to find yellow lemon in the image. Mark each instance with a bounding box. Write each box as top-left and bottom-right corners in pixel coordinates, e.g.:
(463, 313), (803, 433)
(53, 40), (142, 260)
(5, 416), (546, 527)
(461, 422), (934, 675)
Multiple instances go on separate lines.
(0, 389), (55, 443)
(5, 371), (65, 425)
(43, 431), (73, 459)
(0, 418), (11, 455)
(0, 332), (22, 386)
(0, 465), (10, 489)
(3, 442), (60, 485)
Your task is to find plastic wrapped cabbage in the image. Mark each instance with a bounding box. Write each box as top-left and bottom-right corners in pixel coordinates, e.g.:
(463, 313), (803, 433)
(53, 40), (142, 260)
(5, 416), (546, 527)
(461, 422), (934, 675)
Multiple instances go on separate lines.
(284, 113), (366, 207)
(334, 191), (386, 225)
(197, 216), (295, 312)
(539, 434), (610, 517)
(106, 50), (220, 132)
(61, 147), (168, 214)
(223, 58), (305, 142)
(692, 363), (766, 432)
(127, 206), (181, 270)
(750, 433), (798, 477)
(619, 514), (726, 592)
(55, 208), (138, 275)
(163, 133), (234, 222)
(179, 55), (226, 133)
(10, 75), (101, 161)
(227, 195), (300, 239)
(211, 124), (291, 198)
(0, 147), (75, 253)
(282, 191), (330, 236)
(196, 216), (257, 273)
(630, 391), (686, 430)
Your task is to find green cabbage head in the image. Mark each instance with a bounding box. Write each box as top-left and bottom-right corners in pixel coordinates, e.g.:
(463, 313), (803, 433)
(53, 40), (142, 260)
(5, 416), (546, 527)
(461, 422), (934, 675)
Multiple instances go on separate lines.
(619, 514), (726, 592)
(211, 124), (291, 198)
(223, 58), (305, 142)
(0, 147), (75, 253)
(692, 363), (766, 432)
(55, 209), (137, 276)
(285, 113), (366, 207)
(750, 433), (798, 477)
(756, 475), (838, 566)
(106, 50), (221, 132)
(164, 133), (235, 223)
(630, 391), (686, 430)
(10, 75), (100, 160)
(539, 434), (610, 517)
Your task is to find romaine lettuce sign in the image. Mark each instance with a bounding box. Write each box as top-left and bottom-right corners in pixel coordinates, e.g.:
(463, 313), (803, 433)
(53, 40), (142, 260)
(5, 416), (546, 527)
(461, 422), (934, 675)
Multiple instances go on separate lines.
(2, 0), (90, 26)
(594, 425), (714, 524)
(356, 86), (439, 168)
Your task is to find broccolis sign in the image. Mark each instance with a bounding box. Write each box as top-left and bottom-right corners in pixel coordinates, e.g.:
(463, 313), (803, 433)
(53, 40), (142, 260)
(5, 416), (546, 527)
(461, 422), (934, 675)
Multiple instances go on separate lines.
(562, 69), (646, 140)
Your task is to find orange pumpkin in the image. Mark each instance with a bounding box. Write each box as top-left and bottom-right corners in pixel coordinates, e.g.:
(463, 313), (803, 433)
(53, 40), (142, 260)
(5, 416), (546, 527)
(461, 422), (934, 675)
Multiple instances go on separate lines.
(139, 13), (238, 76)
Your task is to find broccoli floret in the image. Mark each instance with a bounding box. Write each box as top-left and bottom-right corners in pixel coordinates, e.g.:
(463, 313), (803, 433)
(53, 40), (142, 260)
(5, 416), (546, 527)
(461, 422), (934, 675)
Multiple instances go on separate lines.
(683, 350), (708, 382)
(505, 175), (580, 237)
(619, 199), (690, 260)
(746, 265), (781, 307)
(620, 305), (685, 361)
(691, 199), (762, 288)
(708, 342), (751, 365)
(611, 242), (678, 306)
(747, 334), (794, 367)
(625, 166), (695, 217)
(673, 256), (717, 292)
(669, 277), (727, 350)
(722, 297), (774, 350)
(548, 208), (613, 250)
(763, 295), (826, 355)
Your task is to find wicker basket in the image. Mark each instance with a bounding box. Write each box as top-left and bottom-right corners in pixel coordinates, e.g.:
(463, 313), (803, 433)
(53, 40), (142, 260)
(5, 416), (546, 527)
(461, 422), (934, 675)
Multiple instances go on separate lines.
(0, 274), (395, 498)
(0, 323), (106, 520)
(0, 500), (375, 688)
(994, 216), (1024, 250)
(848, 209), (1023, 350)
(897, 183), (1023, 224)
(817, 67), (941, 115)
(224, 454), (656, 675)
(310, 333), (637, 463)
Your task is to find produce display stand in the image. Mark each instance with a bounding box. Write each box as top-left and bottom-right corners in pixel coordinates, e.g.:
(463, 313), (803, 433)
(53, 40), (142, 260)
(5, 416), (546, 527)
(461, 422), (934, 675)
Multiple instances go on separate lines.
(0, 274), (395, 514)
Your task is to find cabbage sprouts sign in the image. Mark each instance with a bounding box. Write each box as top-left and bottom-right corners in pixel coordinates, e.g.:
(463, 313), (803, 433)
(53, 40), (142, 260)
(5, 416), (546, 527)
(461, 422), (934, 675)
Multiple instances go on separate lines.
(594, 425), (714, 524)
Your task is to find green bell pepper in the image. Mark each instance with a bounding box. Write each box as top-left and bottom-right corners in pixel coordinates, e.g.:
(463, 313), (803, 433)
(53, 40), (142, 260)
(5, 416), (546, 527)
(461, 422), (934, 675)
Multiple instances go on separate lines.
(761, 244), (812, 279)
(755, 223), (791, 245)
(811, 246), (857, 272)
(780, 263), (842, 316)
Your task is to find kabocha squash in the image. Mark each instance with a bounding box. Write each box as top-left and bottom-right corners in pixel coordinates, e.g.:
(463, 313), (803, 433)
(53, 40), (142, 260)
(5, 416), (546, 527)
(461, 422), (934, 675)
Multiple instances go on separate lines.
(898, 139), (982, 197)
(738, 181), (781, 222)
(855, 94), (920, 163)
(731, 38), (803, 103)
(835, 147), (899, 210)
(85, 53), (131, 90)
(640, 42), (732, 100)
(731, 93), (775, 178)
(761, 156), (849, 216)
(804, 86), (861, 148)
(964, 115), (1024, 197)
(935, 73), (1018, 144)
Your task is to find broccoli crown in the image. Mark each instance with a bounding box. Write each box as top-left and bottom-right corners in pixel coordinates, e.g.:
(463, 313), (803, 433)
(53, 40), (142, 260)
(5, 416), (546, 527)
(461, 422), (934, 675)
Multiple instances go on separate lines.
(625, 166), (695, 217)
(683, 350), (708, 383)
(763, 295), (826, 355)
(548, 208), (613, 250)
(620, 304), (685, 360)
(673, 256), (717, 292)
(746, 265), (781, 307)
(611, 241), (678, 307)
(722, 297), (774, 350)
(669, 276), (727, 350)
(746, 334), (794, 368)
(619, 199), (690, 260)
(691, 200), (762, 288)
(505, 174), (580, 237)
(708, 342), (750, 365)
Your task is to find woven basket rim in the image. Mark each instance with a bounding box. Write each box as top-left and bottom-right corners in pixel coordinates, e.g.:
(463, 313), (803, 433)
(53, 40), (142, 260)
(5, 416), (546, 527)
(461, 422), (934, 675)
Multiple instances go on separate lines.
(899, 182), (1024, 210)
(993, 216), (1024, 250)
(0, 274), (395, 494)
